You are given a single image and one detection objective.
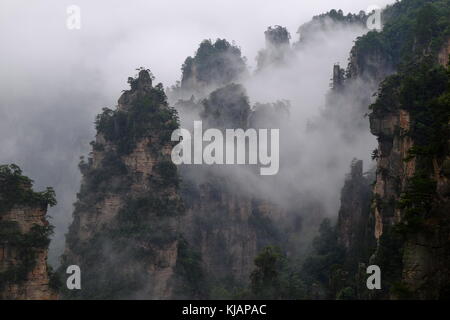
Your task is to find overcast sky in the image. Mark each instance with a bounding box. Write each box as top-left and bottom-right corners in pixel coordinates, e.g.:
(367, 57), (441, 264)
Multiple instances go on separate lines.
(1, 0), (394, 91)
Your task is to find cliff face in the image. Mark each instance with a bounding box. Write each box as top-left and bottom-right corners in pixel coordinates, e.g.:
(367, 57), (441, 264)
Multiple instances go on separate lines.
(180, 178), (284, 291)
(295, 9), (367, 47)
(62, 40), (289, 298)
(178, 39), (247, 96)
(0, 206), (56, 299)
(370, 108), (414, 239)
(337, 160), (374, 267)
(256, 25), (292, 71)
(0, 165), (57, 300)
(331, 0), (450, 300)
(369, 50), (450, 298)
(177, 83), (285, 294)
(62, 70), (185, 299)
(364, 2), (450, 296)
(364, 3), (450, 297)
(438, 39), (450, 67)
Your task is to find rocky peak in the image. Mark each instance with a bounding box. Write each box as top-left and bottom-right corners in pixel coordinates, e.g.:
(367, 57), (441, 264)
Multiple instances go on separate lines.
(367, 35), (450, 298)
(179, 39), (247, 93)
(257, 26), (292, 71)
(438, 38), (450, 67)
(201, 83), (250, 129)
(337, 160), (373, 260)
(0, 164), (57, 300)
(264, 25), (290, 49)
(118, 69), (155, 110)
(136, 69), (152, 87)
(62, 70), (185, 299)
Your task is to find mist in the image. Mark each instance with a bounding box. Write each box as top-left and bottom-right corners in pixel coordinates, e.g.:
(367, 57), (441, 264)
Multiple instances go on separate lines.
(0, 0), (394, 265)
(171, 17), (381, 257)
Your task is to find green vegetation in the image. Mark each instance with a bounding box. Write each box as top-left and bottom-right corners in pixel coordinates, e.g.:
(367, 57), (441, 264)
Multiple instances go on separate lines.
(397, 170), (437, 233)
(264, 25), (290, 46)
(249, 206), (282, 248)
(95, 96), (179, 156)
(0, 164), (56, 214)
(0, 164), (55, 291)
(371, 227), (405, 298)
(118, 193), (182, 221)
(127, 67), (154, 90)
(313, 9), (367, 25)
(47, 265), (62, 291)
(249, 246), (285, 298)
(181, 39), (247, 88)
(363, 0), (450, 298)
(365, 0), (450, 238)
(301, 219), (346, 298)
(175, 239), (206, 298)
(336, 286), (356, 300)
(80, 152), (129, 194)
(228, 245), (305, 300)
(237, 220), (344, 300)
(296, 9), (367, 47)
(401, 64), (449, 157)
(153, 160), (180, 188)
(250, 100), (290, 129)
(73, 68), (182, 218)
(61, 70), (186, 299)
(201, 83), (251, 128)
(348, 0), (450, 78)
(0, 222), (53, 250)
(371, 60), (450, 235)
(248, 246), (305, 299)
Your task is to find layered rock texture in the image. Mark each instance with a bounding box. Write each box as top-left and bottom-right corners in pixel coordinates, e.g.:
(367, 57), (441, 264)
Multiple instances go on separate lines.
(337, 160), (373, 266)
(368, 51), (450, 299)
(256, 25), (293, 70)
(333, 0), (450, 299)
(176, 82), (287, 296)
(180, 178), (284, 294)
(178, 38), (248, 96)
(62, 70), (185, 299)
(302, 0), (450, 300)
(0, 164), (57, 300)
(62, 40), (289, 299)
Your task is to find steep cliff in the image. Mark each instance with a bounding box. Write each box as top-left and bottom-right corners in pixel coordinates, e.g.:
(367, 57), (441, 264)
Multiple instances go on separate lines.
(178, 83), (286, 296)
(337, 160), (374, 268)
(61, 39), (291, 299)
(367, 0), (450, 299)
(369, 55), (450, 299)
(256, 25), (293, 71)
(0, 164), (57, 300)
(62, 69), (186, 299)
(295, 9), (367, 48)
(331, 0), (450, 299)
(162, 32), (300, 297)
(303, 0), (450, 300)
(180, 177), (284, 297)
(176, 38), (248, 98)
